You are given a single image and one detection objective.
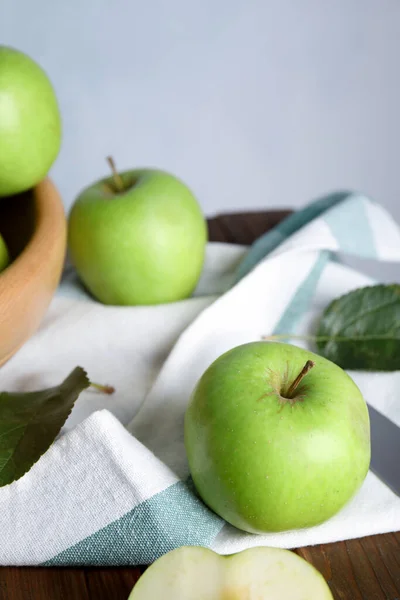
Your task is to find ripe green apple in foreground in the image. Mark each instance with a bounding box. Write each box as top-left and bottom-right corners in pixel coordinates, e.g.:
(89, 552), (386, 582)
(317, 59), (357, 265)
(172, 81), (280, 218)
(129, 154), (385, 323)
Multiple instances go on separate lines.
(0, 234), (9, 273)
(128, 546), (333, 599)
(68, 160), (207, 305)
(185, 342), (370, 533)
(0, 46), (61, 197)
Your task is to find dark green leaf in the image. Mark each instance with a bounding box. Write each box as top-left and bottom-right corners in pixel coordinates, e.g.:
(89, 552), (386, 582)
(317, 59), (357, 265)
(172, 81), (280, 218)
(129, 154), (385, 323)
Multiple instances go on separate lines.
(316, 284), (400, 371)
(0, 367), (90, 487)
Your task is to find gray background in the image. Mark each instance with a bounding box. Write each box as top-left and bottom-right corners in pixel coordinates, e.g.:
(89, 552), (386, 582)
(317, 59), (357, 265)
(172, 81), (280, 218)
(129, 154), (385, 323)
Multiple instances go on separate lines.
(1, 0), (399, 226)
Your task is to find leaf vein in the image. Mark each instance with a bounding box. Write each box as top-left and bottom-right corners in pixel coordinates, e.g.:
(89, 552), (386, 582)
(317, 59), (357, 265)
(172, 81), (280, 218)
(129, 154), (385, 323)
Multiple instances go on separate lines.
(331, 298), (400, 332)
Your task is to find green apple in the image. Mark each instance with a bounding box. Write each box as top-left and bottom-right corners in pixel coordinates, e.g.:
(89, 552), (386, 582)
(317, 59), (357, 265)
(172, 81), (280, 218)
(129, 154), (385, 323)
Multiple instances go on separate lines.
(185, 341), (370, 533)
(0, 233), (9, 273)
(128, 545), (333, 599)
(68, 161), (207, 305)
(0, 46), (61, 197)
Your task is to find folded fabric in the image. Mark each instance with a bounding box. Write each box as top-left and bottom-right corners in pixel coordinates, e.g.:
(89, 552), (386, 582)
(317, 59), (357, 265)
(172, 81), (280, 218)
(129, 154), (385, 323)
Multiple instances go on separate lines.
(1, 191), (399, 565)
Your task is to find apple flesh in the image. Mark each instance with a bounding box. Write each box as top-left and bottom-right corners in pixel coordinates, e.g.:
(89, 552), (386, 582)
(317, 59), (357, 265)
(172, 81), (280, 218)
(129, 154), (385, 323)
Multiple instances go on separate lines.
(68, 168), (207, 305)
(0, 46), (61, 197)
(0, 234), (9, 273)
(128, 545), (333, 599)
(185, 342), (370, 533)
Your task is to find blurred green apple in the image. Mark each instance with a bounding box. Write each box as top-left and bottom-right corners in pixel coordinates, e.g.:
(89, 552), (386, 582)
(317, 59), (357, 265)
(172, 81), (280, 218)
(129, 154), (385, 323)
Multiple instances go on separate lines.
(0, 46), (61, 197)
(0, 234), (9, 273)
(68, 160), (207, 305)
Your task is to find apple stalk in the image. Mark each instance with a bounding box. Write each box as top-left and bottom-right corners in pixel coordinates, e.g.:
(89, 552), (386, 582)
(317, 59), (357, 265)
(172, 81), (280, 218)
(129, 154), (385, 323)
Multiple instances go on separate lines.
(106, 156), (125, 192)
(286, 360), (315, 398)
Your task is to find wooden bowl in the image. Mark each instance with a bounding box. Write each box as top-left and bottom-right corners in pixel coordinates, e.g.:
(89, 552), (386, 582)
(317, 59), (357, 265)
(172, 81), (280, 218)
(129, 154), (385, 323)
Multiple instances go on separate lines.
(0, 178), (66, 366)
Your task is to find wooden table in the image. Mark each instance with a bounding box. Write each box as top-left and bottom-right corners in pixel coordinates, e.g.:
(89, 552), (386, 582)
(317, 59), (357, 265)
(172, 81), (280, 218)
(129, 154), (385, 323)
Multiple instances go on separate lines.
(1, 211), (399, 600)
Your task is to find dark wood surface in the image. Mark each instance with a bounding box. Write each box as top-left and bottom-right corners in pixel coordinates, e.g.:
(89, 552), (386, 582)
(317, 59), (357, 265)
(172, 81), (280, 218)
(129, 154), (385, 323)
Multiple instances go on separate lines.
(0, 211), (399, 600)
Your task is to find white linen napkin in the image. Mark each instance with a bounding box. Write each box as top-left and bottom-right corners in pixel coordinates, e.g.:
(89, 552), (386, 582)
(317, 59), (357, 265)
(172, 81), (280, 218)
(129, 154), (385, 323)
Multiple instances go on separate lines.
(0, 191), (399, 565)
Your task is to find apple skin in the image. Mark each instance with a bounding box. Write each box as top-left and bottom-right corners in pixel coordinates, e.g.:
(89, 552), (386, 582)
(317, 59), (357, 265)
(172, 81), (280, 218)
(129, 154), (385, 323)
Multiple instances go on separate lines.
(128, 546), (333, 599)
(0, 46), (61, 197)
(68, 169), (207, 305)
(0, 234), (9, 273)
(184, 342), (370, 533)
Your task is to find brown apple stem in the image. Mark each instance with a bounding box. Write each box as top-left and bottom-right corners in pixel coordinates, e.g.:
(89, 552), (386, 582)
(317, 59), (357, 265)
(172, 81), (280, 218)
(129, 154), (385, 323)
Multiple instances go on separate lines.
(106, 156), (125, 192)
(90, 381), (115, 395)
(287, 360), (315, 398)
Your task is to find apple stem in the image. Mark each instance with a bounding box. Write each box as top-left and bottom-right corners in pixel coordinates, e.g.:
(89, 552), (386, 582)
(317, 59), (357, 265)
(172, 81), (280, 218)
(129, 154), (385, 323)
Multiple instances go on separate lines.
(90, 381), (115, 395)
(286, 360), (315, 398)
(106, 156), (125, 192)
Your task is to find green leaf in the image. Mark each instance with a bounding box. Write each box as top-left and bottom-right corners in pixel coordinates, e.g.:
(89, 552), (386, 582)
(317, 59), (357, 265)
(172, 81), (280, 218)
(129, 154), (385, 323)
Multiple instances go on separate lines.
(316, 284), (400, 371)
(0, 367), (90, 487)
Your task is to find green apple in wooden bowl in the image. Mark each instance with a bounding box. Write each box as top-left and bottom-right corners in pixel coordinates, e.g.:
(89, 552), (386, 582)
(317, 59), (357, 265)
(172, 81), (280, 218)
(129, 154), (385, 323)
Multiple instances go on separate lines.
(68, 158), (207, 306)
(0, 46), (61, 197)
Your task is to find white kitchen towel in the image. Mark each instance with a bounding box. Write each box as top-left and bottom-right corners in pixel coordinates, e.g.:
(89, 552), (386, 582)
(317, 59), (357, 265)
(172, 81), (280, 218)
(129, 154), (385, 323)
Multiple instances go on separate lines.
(0, 190), (399, 565)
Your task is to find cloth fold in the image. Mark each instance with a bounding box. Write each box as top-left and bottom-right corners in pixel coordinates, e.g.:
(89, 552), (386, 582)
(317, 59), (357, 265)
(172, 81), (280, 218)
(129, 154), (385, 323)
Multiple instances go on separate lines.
(1, 191), (399, 565)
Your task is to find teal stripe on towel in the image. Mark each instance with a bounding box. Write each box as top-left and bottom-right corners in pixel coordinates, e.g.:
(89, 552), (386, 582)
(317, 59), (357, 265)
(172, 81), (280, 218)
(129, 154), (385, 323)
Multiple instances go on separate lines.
(273, 251), (330, 336)
(44, 480), (224, 567)
(235, 191), (351, 281)
(324, 194), (377, 258)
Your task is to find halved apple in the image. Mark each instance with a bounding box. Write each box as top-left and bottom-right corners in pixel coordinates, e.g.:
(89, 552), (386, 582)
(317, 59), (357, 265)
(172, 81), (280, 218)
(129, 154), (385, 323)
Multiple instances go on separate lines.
(128, 546), (333, 599)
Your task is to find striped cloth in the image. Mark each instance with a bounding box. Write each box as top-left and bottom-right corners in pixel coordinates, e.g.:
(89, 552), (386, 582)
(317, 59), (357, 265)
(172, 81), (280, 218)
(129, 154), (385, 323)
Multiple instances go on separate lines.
(1, 191), (399, 565)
